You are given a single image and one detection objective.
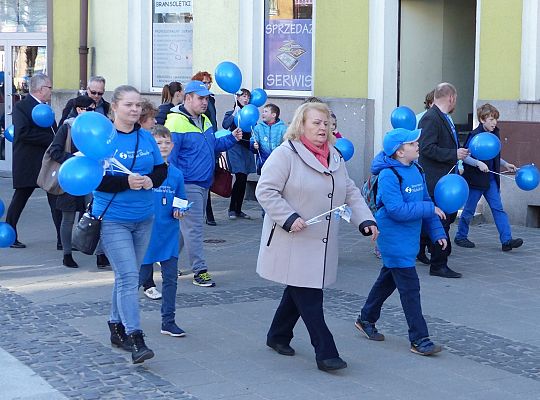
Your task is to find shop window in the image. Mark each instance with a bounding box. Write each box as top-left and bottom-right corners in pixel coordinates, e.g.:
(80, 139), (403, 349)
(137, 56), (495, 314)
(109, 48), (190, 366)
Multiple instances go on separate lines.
(151, 0), (193, 88)
(263, 0), (313, 93)
(0, 0), (47, 33)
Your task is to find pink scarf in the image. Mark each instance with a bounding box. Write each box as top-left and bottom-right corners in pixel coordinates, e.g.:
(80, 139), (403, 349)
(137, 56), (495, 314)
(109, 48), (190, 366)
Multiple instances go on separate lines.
(300, 136), (329, 168)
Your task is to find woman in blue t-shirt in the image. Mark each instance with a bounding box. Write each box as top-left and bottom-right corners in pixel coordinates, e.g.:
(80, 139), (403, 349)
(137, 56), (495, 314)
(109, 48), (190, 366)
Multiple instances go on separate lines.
(93, 85), (167, 364)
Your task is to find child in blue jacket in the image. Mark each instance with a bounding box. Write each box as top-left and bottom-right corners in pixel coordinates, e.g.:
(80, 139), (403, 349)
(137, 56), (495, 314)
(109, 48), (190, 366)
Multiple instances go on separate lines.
(454, 103), (522, 252)
(250, 103), (287, 174)
(355, 128), (447, 356)
(139, 125), (187, 337)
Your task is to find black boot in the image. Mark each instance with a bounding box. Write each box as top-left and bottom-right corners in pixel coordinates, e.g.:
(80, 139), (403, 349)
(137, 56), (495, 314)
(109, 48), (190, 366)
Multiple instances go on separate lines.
(129, 330), (154, 364)
(97, 254), (111, 269)
(63, 254), (79, 268)
(107, 321), (132, 351)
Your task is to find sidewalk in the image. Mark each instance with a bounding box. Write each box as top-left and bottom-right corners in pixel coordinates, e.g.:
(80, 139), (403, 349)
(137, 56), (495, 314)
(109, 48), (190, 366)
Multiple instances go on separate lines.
(1, 176), (540, 399)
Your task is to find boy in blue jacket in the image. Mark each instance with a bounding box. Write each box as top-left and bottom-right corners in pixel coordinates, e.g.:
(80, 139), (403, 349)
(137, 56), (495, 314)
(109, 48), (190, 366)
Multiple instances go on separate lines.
(139, 125), (187, 337)
(454, 103), (522, 252)
(355, 128), (447, 356)
(251, 103), (287, 174)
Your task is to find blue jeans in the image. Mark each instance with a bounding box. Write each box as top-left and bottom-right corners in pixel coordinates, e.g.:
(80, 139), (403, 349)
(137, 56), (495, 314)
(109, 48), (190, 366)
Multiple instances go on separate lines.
(180, 184), (209, 274)
(101, 217), (153, 335)
(456, 179), (512, 244)
(140, 257), (179, 326)
(360, 266), (429, 343)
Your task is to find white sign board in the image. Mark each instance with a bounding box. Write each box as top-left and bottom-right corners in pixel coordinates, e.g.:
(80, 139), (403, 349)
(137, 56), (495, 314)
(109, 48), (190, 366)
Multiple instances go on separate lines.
(152, 23), (193, 86)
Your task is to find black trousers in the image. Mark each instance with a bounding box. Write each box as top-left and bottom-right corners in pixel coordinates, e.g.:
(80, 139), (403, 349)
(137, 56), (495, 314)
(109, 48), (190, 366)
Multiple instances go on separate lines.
(421, 211), (457, 269)
(267, 285), (339, 361)
(6, 187), (62, 243)
(205, 190), (215, 222)
(229, 173), (247, 213)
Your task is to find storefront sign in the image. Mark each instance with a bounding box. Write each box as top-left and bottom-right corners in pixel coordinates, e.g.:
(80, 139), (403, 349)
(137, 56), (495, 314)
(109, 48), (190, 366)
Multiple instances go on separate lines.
(154, 0), (192, 14)
(263, 19), (312, 91)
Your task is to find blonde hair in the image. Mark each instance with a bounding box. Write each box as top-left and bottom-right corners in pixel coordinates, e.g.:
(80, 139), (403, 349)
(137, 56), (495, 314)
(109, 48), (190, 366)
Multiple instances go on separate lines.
(284, 102), (335, 145)
(109, 85), (140, 120)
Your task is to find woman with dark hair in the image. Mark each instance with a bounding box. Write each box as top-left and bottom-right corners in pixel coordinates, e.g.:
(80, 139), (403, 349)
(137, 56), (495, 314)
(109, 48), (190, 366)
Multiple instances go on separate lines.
(95, 85), (167, 363)
(222, 88), (256, 219)
(49, 95), (104, 268)
(156, 82), (184, 125)
(192, 71), (218, 226)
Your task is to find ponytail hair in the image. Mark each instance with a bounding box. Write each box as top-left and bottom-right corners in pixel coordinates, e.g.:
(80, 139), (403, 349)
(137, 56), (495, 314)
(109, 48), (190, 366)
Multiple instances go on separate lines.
(161, 81), (183, 104)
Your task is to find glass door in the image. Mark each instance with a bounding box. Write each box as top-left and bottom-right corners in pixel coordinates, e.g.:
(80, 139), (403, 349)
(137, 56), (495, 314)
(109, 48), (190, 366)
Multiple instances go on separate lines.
(0, 39), (47, 171)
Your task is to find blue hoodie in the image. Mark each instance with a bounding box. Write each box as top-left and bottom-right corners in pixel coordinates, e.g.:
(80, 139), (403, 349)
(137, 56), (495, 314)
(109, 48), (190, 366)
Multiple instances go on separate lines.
(250, 119), (287, 165)
(372, 151), (446, 268)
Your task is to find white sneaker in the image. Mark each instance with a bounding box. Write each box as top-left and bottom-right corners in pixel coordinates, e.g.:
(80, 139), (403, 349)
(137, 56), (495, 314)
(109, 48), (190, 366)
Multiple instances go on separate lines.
(144, 287), (162, 300)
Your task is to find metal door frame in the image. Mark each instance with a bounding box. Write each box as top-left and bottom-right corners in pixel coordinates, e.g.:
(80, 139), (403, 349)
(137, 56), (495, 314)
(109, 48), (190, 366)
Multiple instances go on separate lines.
(0, 36), (47, 172)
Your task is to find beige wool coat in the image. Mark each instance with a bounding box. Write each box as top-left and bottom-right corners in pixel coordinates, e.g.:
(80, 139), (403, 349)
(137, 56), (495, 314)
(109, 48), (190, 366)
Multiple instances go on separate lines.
(256, 139), (375, 289)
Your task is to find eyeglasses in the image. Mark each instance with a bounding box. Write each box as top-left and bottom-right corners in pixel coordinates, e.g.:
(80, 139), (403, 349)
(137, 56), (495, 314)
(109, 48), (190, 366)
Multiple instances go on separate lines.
(83, 107), (95, 111)
(202, 81), (212, 85)
(89, 90), (104, 96)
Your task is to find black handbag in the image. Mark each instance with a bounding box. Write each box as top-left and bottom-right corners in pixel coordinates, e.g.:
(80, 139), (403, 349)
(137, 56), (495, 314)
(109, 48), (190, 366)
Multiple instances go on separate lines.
(72, 132), (140, 255)
(72, 212), (104, 255)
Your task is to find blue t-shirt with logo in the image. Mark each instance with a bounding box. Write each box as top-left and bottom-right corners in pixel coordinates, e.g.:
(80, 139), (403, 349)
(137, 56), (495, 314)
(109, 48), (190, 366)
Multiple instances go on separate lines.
(93, 128), (163, 222)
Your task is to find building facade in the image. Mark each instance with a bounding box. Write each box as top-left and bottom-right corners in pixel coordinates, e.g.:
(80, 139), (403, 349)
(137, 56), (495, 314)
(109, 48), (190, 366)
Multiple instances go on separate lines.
(1, 0), (539, 225)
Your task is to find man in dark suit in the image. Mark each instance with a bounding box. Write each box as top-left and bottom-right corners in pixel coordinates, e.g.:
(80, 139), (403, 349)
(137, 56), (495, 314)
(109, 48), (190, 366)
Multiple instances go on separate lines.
(59, 76), (109, 125)
(418, 82), (469, 278)
(5, 73), (61, 248)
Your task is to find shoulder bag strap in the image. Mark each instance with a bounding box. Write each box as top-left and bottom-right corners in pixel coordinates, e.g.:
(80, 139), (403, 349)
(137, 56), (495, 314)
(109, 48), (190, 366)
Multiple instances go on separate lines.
(65, 125), (72, 154)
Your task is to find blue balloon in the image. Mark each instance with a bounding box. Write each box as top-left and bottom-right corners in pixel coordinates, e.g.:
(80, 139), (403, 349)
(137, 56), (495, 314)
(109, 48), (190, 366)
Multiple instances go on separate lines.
(0, 198), (5, 218)
(215, 61), (242, 94)
(434, 174), (469, 213)
(214, 129), (231, 139)
(58, 156), (104, 196)
(238, 104), (259, 131)
(391, 106), (416, 130)
(31, 104), (55, 128)
(250, 88), (268, 107)
(0, 222), (16, 248)
(469, 132), (501, 160)
(335, 138), (355, 161)
(4, 125), (14, 142)
(71, 112), (117, 160)
(515, 164), (540, 191)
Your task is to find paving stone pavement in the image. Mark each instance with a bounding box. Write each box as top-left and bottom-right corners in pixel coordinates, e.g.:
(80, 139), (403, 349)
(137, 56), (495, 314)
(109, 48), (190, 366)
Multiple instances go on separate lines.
(1, 178), (540, 399)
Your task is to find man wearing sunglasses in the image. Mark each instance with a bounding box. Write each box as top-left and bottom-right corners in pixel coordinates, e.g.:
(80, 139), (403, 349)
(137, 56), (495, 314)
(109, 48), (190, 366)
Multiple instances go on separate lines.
(59, 76), (110, 125)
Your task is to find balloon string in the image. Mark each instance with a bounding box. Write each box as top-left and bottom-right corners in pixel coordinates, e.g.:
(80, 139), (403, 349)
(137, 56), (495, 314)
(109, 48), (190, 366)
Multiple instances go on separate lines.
(489, 170), (516, 180)
(105, 158), (134, 175)
(446, 165), (456, 175)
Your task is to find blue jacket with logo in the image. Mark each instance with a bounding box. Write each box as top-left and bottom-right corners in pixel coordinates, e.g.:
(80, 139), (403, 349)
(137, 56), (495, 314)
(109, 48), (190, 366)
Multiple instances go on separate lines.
(372, 151), (446, 268)
(165, 106), (237, 188)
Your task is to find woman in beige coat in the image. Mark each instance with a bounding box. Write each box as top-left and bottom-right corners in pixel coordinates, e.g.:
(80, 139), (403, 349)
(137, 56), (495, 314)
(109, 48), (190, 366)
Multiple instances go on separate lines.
(256, 102), (379, 372)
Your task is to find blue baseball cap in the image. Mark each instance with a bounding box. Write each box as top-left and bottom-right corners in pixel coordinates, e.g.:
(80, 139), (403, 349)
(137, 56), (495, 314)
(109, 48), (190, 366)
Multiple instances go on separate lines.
(184, 80), (213, 96)
(383, 128), (422, 156)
